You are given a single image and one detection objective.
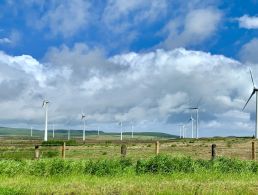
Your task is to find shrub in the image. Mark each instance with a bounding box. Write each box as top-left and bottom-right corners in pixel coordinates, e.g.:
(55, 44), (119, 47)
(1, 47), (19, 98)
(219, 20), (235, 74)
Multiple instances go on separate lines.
(43, 150), (59, 158)
(41, 140), (77, 146)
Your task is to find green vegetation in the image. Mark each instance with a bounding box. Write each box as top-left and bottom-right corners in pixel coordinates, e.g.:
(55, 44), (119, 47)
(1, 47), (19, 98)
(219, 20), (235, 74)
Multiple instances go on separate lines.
(42, 140), (77, 146)
(1, 155), (258, 177)
(1, 155), (258, 194)
(0, 127), (178, 139)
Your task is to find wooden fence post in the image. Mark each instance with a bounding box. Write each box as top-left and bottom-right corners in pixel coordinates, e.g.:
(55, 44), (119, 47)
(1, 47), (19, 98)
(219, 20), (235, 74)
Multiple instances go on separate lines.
(155, 141), (160, 155)
(211, 144), (216, 160)
(62, 142), (66, 159)
(121, 144), (127, 157)
(35, 145), (40, 160)
(252, 141), (256, 160)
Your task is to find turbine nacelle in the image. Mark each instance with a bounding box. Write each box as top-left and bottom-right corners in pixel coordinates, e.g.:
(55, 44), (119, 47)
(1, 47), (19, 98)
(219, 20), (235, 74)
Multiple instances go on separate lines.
(81, 113), (86, 120)
(42, 100), (49, 108)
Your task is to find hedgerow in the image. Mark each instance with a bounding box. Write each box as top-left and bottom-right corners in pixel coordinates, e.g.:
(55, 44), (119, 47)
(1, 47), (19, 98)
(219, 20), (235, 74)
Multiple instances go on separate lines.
(0, 155), (257, 177)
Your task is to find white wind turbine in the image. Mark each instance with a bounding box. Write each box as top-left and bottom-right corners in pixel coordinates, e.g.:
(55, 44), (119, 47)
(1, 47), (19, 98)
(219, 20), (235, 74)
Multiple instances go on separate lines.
(42, 99), (49, 141)
(81, 112), (86, 141)
(52, 124), (55, 138)
(188, 107), (199, 139)
(118, 121), (123, 141)
(131, 121), (134, 139)
(189, 114), (195, 139)
(68, 129), (71, 140)
(30, 126), (33, 137)
(179, 124), (185, 138)
(243, 68), (258, 139)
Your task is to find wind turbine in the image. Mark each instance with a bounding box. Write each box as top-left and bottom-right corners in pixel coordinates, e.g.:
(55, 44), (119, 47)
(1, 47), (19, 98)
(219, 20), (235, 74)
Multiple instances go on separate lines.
(189, 114), (195, 138)
(243, 68), (258, 138)
(97, 126), (100, 136)
(68, 129), (70, 140)
(81, 112), (86, 141)
(118, 121), (123, 141)
(188, 107), (199, 139)
(182, 124), (186, 138)
(179, 124), (185, 138)
(42, 99), (49, 141)
(179, 125), (182, 138)
(131, 121), (134, 139)
(30, 126), (33, 137)
(52, 124), (55, 139)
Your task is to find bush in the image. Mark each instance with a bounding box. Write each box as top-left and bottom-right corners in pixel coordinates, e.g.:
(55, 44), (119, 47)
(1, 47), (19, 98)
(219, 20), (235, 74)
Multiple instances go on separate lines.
(1, 156), (258, 177)
(136, 155), (195, 174)
(41, 140), (77, 146)
(43, 150), (59, 158)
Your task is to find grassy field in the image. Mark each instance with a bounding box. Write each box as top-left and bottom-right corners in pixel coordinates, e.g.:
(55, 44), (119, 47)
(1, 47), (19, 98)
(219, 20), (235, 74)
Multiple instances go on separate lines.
(0, 156), (258, 194)
(0, 129), (258, 194)
(0, 136), (255, 161)
(1, 173), (258, 194)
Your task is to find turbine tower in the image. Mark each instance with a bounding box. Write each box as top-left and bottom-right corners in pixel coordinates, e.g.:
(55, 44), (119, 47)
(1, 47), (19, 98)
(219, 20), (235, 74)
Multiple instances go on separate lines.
(179, 125), (182, 138)
(52, 124), (55, 138)
(243, 68), (258, 138)
(189, 114), (195, 138)
(131, 121), (134, 139)
(97, 126), (100, 136)
(68, 129), (70, 140)
(81, 112), (86, 141)
(188, 107), (199, 139)
(119, 121), (123, 141)
(42, 100), (49, 141)
(30, 126), (33, 137)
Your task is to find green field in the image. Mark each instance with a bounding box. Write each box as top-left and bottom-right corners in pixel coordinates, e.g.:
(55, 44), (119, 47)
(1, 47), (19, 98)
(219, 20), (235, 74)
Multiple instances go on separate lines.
(0, 155), (258, 194)
(0, 128), (258, 194)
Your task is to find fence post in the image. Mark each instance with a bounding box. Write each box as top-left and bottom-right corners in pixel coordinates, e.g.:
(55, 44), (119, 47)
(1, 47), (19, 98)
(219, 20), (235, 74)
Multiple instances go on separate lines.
(62, 142), (66, 159)
(252, 141), (256, 160)
(155, 141), (160, 155)
(211, 144), (216, 160)
(121, 144), (127, 157)
(35, 145), (40, 160)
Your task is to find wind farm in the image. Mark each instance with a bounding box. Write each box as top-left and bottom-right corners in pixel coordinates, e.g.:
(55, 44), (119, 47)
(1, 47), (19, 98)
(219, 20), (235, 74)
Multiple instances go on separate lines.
(1, 1), (258, 194)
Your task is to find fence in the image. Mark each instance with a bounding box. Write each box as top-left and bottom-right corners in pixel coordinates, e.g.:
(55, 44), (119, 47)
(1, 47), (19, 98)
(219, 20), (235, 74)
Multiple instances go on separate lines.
(0, 139), (257, 161)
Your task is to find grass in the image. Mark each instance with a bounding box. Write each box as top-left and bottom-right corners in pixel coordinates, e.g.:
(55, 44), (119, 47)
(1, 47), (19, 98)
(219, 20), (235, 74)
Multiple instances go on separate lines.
(1, 155), (258, 194)
(1, 173), (258, 194)
(0, 136), (258, 194)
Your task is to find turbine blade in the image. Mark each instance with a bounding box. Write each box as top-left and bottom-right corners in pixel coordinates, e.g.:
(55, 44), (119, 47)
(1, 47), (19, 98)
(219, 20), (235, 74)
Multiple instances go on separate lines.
(243, 90), (255, 110)
(249, 68), (255, 88)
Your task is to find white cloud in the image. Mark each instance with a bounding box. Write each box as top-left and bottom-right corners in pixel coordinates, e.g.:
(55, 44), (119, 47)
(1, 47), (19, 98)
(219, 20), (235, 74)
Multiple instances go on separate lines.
(102, 0), (167, 32)
(238, 15), (258, 29)
(33, 0), (90, 37)
(239, 38), (258, 64)
(0, 45), (256, 137)
(0, 38), (11, 44)
(161, 8), (222, 49)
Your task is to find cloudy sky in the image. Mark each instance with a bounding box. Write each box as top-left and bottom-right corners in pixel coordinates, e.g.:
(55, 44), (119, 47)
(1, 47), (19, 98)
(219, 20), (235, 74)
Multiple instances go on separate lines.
(1, 0), (258, 137)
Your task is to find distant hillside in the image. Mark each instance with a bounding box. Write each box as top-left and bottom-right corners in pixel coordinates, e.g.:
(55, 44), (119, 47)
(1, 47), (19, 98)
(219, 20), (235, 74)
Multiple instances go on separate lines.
(0, 127), (178, 139)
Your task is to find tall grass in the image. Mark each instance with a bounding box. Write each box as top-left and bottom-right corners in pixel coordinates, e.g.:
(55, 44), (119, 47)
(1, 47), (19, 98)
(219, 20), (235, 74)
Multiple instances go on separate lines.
(0, 155), (257, 177)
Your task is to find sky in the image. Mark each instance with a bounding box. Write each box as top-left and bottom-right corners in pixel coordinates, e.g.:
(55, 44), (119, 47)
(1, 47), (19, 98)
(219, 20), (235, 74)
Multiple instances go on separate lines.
(1, 0), (258, 137)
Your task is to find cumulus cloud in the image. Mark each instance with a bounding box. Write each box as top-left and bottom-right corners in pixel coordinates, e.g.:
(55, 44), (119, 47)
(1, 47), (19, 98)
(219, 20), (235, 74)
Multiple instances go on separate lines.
(30, 0), (91, 37)
(161, 8), (222, 49)
(102, 0), (167, 32)
(238, 15), (258, 29)
(239, 38), (258, 64)
(0, 38), (11, 44)
(0, 44), (256, 136)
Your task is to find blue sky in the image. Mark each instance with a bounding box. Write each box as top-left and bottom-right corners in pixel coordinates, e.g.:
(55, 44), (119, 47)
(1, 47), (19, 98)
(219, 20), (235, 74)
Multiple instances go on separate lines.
(1, 0), (258, 137)
(0, 0), (257, 59)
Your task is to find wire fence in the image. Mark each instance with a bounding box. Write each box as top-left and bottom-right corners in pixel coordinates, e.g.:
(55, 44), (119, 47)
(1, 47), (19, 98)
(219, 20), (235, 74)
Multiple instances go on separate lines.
(0, 139), (257, 161)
